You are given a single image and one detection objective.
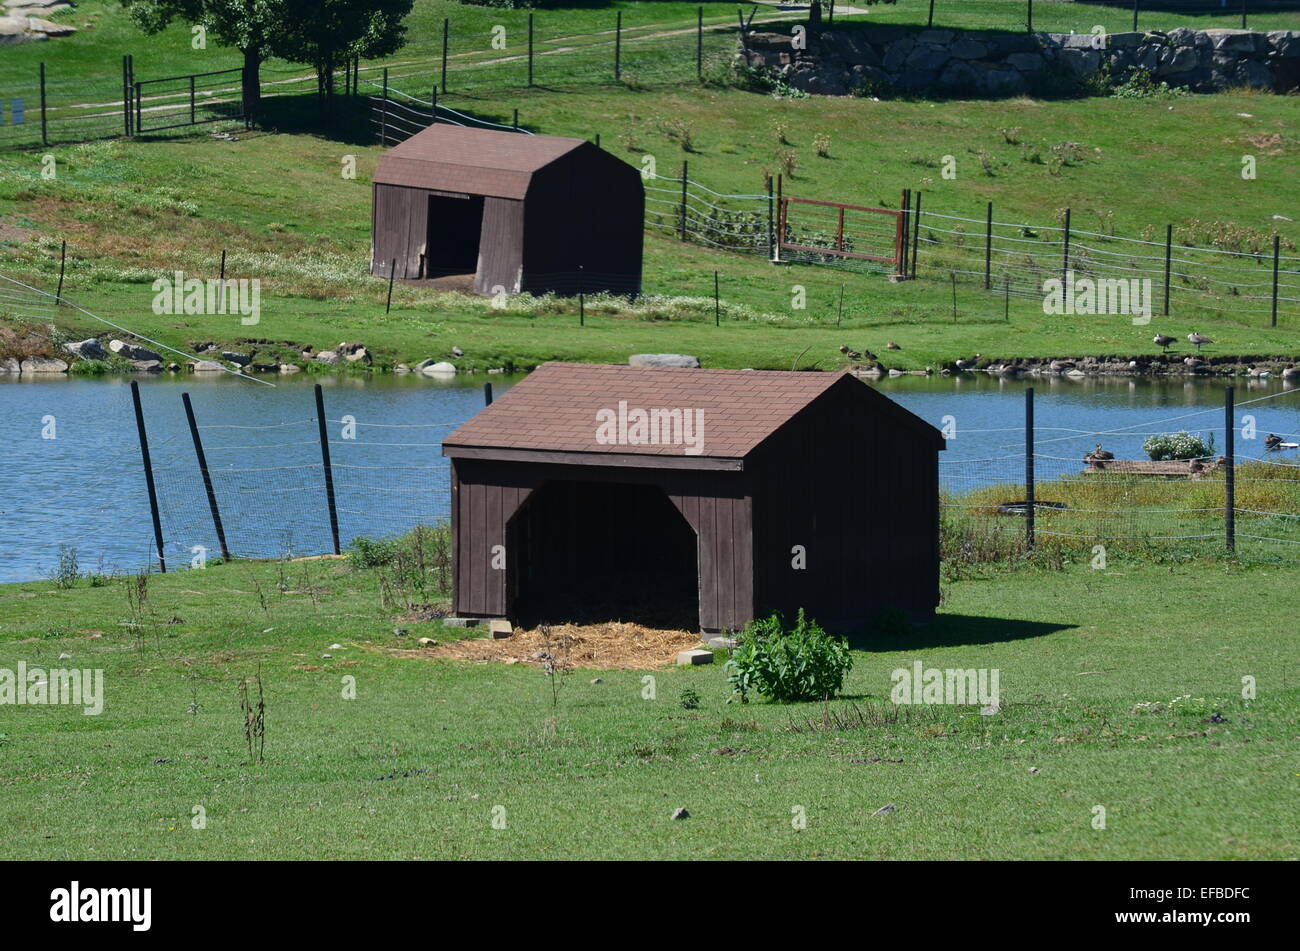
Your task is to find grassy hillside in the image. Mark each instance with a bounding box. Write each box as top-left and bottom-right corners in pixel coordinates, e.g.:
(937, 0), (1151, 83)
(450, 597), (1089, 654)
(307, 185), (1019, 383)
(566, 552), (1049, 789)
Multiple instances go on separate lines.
(2, 82), (1298, 371)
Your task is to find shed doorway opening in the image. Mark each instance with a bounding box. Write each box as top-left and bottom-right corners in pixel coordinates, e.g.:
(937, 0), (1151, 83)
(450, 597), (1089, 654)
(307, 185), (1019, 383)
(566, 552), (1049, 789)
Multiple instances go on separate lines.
(424, 193), (484, 277)
(510, 480), (699, 629)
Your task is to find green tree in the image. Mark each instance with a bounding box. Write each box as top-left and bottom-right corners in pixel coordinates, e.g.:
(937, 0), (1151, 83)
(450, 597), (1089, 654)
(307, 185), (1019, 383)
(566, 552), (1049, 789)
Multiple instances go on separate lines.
(120, 0), (284, 120)
(275, 0), (412, 99)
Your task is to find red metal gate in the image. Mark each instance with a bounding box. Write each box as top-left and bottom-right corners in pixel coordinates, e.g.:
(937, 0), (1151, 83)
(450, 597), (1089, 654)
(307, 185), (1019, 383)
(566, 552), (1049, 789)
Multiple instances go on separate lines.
(777, 193), (905, 273)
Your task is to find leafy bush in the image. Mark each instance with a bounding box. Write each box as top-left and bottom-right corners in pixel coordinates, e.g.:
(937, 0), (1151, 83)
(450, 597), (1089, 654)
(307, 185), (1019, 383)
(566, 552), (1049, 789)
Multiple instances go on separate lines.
(348, 535), (398, 568)
(1110, 70), (1188, 101)
(1143, 431), (1213, 461)
(725, 610), (853, 704)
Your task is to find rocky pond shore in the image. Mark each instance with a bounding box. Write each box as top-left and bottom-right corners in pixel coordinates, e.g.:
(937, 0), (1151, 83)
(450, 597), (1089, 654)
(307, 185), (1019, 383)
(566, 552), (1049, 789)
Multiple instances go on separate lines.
(2, 326), (1298, 382)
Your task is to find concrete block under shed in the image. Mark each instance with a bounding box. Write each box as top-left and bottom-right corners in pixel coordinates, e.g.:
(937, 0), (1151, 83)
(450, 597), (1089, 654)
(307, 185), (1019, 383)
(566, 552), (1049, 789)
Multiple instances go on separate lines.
(488, 619), (513, 639)
(677, 649), (714, 667)
(442, 617), (479, 629)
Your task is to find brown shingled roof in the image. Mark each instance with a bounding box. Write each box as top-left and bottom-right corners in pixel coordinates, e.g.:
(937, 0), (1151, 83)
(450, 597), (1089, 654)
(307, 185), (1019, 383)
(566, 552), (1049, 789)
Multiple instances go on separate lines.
(442, 362), (939, 468)
(373, 125), (587, 200)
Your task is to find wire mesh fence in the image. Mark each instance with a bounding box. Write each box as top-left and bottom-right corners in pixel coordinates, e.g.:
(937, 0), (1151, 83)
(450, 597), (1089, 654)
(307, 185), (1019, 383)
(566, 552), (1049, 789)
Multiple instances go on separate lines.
(912, 205), (1300, 326)
(939, 384), (1300, 566)
(6, 375), (1299, 586)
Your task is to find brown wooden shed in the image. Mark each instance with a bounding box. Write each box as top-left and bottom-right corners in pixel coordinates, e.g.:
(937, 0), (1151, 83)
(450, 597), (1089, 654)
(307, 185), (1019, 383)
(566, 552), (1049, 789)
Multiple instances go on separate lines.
(441, 363), (945, 635)
(371, 125), (643, 297)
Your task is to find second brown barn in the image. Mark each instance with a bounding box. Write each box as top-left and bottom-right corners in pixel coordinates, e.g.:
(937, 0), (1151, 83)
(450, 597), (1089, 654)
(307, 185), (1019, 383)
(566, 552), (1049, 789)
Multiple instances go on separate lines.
(441, 363), (945, 634)
(371, 125), (643, 297)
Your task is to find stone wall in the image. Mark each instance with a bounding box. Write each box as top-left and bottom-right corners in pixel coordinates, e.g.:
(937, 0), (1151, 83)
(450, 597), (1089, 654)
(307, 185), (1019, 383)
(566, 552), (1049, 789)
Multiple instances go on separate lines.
(741, 26), (1300, 97)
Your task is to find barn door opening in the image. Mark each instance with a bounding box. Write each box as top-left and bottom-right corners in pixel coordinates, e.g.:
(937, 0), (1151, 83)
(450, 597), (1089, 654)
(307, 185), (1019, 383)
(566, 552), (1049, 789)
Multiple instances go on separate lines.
(509, 480), (699, 630)
(424, 193), (485, 277)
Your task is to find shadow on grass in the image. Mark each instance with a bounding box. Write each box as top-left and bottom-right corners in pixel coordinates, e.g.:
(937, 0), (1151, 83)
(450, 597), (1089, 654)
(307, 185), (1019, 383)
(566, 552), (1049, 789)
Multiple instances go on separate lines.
(847, 612), (1075, 652)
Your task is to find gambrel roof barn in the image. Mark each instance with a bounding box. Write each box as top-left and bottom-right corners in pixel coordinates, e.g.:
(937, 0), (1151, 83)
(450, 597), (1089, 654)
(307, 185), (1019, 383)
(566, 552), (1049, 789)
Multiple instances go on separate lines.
(371, 126), (644, 297)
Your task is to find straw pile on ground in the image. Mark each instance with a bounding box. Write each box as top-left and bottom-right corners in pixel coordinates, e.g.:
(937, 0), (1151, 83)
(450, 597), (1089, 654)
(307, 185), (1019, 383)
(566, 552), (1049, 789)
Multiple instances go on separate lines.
(414, 621), (704, 670)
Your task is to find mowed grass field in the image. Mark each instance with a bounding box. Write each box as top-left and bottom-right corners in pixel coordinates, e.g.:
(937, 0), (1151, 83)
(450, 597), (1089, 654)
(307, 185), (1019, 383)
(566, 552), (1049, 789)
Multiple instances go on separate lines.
(0, 556), (1295, 860)
(2, 82), (1299, 372)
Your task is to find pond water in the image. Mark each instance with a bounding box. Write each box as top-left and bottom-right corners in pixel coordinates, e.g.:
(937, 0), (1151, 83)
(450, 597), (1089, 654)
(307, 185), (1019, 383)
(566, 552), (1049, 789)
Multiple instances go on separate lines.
(1, 371), (1296, 584)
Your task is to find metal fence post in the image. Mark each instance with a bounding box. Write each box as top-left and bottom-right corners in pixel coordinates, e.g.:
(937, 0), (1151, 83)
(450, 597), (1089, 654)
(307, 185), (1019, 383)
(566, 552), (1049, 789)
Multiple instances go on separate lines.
(715, 270), (721, 326)
(135, 80), (143, 134)
(900, 189), (910, 278)
(697, 7), (704, 80)
(615, 12), (622, 81)
(680, 160), (688, 241)
(1271, 234), (1280, 328)
(122, 56), (131, 137)
(484, 382), (493, 406)
(1170, 223), (1180, 315)
(1225, 385), (1235, 553)
(130, 381), (167, 573)
(441, 18), (449, 93)
(182, 392), (231, 562)
(928, 0), (935, 29)
(381, 67), (389, 143)
(189, 74), (196, 125)
(1132, 0), (1139, 33)
(1241, 0), (1247, 30)
(528, 14), (534, 87)
(386, 258), (396, 311)
(1025, 386), (1035, 552)
(1062, 207), (1071, 283)
(911, 191), (922, 279)
(984, 200), (993, 290)
(314, 384), (341, 556)
(1027, 0), (1033, 32)
(767, 175), (776, 260)
(39, 63), (48, 146)
(55, 239), (66, 302)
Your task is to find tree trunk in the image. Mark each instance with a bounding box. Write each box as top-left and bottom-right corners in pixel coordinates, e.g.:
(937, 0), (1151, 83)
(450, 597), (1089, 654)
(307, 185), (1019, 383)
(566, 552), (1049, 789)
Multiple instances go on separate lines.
(242, 45), (262, 125)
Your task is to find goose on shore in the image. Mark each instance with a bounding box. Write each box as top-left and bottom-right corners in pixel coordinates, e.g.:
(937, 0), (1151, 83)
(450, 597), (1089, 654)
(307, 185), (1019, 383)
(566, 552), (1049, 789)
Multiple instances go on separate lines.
(1283, 366), (1300, 380)
(1050, 359), (1075, 372)
(863, 348), (879, 363)
(1265, 433), (1283, 450)
(886, 341), (900, 350)
(1188, 331), (1213, 353)
(1086, 443), (1115, 461)
(1153, 334), (1176, 353)
(954, 354), (981, 370)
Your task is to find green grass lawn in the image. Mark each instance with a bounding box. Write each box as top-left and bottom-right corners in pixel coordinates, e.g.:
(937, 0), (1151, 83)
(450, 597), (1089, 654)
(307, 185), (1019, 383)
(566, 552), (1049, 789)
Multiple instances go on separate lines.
(0, 553), (1295, 859)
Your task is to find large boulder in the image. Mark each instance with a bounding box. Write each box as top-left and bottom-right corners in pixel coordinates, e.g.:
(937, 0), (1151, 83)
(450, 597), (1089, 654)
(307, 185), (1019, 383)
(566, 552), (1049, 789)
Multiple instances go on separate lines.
(63, 338), (106, 361)
(1207, 29), (1258, 54)
(418, 360), (457, 376)
(1269, 31), (1300, 58)
(21, 355), (68, 373)
(0, 14), (75, 45)
(629, 354), (700, 369)
(108, 339), (162, 362)
(1157, 45), (1199, 76)
(0, 356), (20, 373)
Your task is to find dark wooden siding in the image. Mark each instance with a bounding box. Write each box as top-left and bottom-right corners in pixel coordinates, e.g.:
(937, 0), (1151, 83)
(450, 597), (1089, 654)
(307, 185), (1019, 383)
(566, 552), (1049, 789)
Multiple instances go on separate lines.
(474, 197), (525, 295)
(451, 459), (753, 631)
(521, 145), (644, 297)
(372, 183), (430, 280)
(749, 383), (942, 628)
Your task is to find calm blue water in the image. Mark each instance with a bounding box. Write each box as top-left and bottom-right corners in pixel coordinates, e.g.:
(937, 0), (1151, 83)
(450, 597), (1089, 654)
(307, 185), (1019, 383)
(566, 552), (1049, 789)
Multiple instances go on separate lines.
(1, 372), (1296, 583)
